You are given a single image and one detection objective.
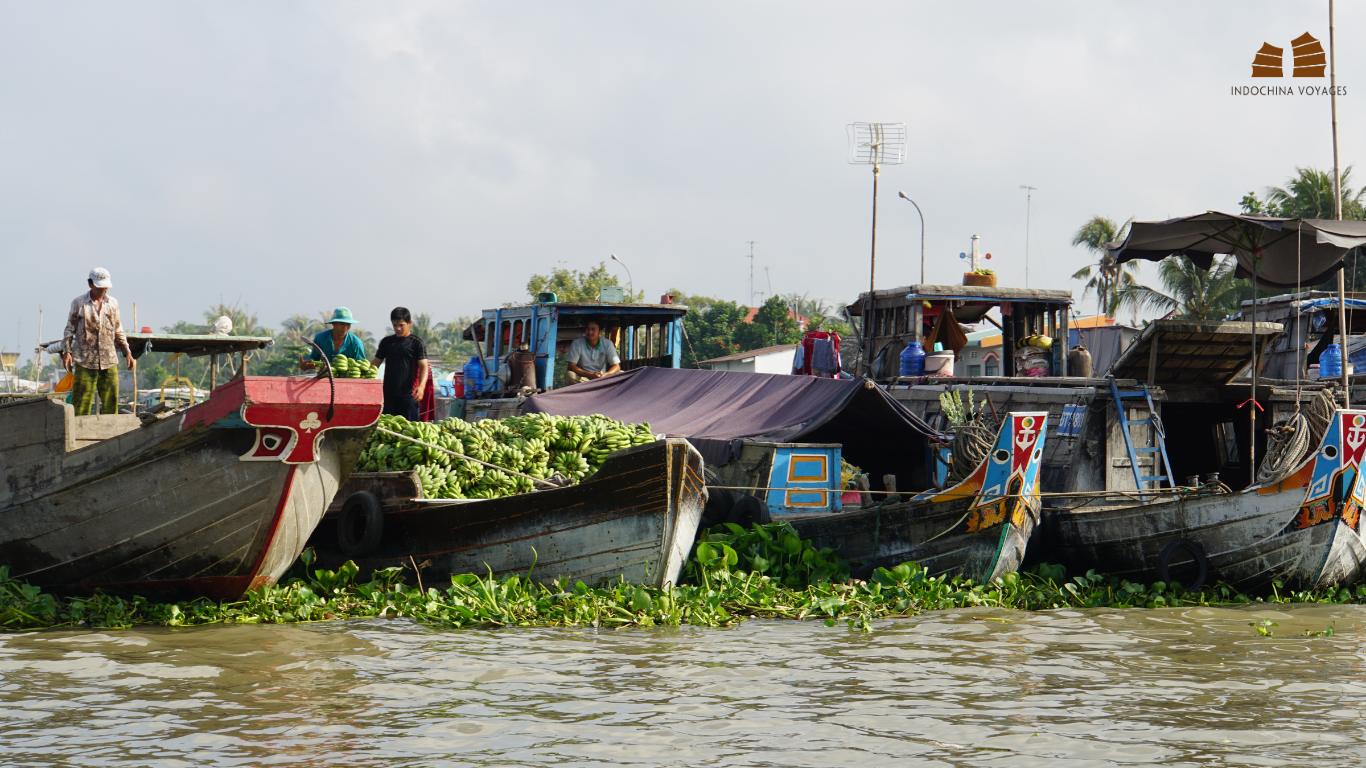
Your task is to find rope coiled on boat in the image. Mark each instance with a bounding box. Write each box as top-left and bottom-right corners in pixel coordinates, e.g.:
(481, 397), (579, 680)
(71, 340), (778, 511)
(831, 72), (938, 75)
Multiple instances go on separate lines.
(1255, 389), (1337, 486)
(948, 421), (996, 485)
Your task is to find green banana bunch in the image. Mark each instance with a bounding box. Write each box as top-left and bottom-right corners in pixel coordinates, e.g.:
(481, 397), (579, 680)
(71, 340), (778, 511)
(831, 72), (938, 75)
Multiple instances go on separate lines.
(357, 413), (662, 499)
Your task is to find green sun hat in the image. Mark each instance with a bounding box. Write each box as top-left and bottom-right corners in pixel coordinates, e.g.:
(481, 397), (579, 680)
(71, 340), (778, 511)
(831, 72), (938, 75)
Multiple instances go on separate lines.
(327, 307), (356, 325)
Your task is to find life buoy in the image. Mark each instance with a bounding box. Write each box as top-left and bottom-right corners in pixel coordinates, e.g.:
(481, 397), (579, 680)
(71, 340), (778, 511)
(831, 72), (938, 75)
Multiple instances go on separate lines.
(337, 491), (385, 557)
(1155, 538), (1209, 591)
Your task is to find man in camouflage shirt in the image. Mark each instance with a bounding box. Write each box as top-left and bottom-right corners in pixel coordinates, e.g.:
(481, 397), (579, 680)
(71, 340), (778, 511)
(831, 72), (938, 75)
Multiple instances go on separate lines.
(63, 267), (134, 415)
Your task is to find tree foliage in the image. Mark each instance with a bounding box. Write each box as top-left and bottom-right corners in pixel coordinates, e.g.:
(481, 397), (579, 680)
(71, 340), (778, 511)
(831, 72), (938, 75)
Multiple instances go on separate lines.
(1241, 166), (1366, 220)
(526, 262), (642, 303)
(679, 295), (803, 368)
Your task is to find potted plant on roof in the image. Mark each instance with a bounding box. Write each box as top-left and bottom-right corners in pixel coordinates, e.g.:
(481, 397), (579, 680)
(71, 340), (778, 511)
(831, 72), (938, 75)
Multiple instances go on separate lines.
(963, 267), (997, 287)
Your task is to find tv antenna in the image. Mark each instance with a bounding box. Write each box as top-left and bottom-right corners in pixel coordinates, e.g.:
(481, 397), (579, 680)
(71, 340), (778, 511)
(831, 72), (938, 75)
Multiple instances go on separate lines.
(1020, 185), (1038, 287)
(847, 123), (905, 297)
(745, 241), (757, 306)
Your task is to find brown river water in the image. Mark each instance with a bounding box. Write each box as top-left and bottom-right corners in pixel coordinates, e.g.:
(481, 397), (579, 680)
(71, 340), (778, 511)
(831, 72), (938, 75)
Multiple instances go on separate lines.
(2, 605), (1366, 767)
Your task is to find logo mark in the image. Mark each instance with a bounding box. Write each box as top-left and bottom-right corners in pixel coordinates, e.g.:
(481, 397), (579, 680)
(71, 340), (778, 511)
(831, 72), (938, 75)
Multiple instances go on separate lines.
(299, 412), (322, 432)
(1251, 33), (1325, 78)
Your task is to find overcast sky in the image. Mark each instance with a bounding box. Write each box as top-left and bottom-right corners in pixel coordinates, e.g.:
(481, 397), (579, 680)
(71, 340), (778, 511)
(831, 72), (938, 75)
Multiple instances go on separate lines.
(2, 1), (1361, 366)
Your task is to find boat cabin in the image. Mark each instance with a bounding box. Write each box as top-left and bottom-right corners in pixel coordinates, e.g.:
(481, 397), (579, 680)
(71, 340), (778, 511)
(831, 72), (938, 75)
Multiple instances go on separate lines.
(847, 283), (1074, 382)
(1236, 290), (1366, 382)
(891, 319), (1292, 501)
(463, 300), (688, 396)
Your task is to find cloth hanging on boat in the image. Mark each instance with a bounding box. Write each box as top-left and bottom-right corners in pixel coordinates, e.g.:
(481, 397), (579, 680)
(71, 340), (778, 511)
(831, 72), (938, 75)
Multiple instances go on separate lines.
(791, 331), (842, 377)
(924, 309), (968, 357)
(416, 366), (437, 422)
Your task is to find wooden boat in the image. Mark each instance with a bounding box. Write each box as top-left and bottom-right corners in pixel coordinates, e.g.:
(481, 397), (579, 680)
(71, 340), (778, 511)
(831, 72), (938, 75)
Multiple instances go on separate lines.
(1049, 409), (1366, 591)
(788, 412), (1049, 583)
(308, 438), (707, 588)
(0, 374), (382, 599)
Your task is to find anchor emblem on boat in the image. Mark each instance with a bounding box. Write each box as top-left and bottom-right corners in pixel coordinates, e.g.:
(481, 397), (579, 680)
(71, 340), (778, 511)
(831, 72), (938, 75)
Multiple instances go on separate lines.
(1343, 414), (1366, 467)
(299, 412), (322, 433)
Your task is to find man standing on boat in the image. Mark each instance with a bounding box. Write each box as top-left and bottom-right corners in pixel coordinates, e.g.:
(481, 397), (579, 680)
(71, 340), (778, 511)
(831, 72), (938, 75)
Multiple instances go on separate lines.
(565, 319), (621, 384)
(62, 267), (134, 416)
(373, 307), (428, 419)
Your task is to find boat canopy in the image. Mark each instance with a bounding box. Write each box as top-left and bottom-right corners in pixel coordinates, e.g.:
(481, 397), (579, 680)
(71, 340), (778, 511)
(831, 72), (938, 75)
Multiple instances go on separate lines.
(1109, 212), (1366, 290)
(40, 333), (274, 359)
(124, 333), (274, 359)
(523, 367), (947, 487)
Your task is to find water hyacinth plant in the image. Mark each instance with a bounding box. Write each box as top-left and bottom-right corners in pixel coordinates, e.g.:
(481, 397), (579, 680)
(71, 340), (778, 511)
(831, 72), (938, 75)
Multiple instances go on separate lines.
(4, 523), (1366, 632)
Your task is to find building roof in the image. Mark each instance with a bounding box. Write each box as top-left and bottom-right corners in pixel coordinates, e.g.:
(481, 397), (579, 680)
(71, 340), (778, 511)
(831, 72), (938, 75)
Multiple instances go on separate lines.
(742, 307), (809, 325)
(697, 343), (798, 366)
(1066, 314), (1117, 329)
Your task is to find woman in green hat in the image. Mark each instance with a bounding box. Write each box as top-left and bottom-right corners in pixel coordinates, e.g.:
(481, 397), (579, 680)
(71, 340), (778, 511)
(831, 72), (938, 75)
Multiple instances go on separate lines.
(300, 307), (367, 371)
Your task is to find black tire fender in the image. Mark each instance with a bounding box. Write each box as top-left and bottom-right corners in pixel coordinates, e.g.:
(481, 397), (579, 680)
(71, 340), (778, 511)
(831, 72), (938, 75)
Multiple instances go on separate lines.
(700, 467), (738, 529)
(728, 494), (772, 527)
(337, 491), (385, 558)
(1155, 538), (1209, 591)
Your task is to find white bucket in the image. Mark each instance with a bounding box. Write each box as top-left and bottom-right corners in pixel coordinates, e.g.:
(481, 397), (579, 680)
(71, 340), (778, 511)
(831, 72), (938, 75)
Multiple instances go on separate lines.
(924, 351), (955, 376)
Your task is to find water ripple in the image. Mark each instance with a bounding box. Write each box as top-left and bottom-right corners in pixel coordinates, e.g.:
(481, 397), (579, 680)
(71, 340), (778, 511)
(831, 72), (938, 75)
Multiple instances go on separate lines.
(2, 604), (1365, 766)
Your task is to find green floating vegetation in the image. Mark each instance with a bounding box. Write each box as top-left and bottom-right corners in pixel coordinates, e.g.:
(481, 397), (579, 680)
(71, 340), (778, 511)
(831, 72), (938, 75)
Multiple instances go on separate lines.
(3, 521), (1366, 632)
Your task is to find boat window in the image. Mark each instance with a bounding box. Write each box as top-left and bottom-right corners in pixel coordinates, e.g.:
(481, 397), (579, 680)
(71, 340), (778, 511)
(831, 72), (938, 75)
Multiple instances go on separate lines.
(1215, 421), (1240, 466)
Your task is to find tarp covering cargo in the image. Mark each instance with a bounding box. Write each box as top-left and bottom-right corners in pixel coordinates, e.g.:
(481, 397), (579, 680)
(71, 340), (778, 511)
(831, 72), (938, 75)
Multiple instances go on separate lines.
(524, 367), (946, 491)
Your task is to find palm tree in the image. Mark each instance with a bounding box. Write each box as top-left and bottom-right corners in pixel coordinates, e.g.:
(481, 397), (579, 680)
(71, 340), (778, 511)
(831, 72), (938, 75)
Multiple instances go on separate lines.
(1117, 255), (1251, 321)
(281, 313), (323, 344)
(203, 303), (270, 337)
(1265, 166), (1366, 219)
(1071, 216), (1138, 319)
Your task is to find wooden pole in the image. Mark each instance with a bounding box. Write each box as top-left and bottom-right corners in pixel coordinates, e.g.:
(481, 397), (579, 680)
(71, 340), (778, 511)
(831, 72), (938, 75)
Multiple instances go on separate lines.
(132, 303), (137, 414)
(1331, 0), (1350, 407)
(863, 163), (880, 377)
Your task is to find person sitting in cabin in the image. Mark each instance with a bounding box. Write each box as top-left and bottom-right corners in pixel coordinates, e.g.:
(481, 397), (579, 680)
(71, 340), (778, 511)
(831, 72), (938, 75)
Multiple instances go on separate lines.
(373, 307), (429, 419)
(300, 307), (367, 371)
(565, 319), (621, 384)
(62, 267), (134, 416)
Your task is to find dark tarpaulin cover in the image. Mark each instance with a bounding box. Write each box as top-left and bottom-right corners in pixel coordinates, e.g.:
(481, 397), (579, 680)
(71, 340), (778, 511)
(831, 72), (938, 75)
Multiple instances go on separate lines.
(523, 367), (946, 487)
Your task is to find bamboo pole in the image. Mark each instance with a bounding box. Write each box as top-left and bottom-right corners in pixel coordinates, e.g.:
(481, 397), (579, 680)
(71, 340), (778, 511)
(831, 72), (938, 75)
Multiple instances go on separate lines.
(1331, 0), (1350, 406)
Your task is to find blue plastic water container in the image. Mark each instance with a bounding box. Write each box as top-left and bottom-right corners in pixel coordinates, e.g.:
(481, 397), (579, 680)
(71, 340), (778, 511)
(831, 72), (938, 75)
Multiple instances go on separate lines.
(900, 342), (926, 377)
(462, 357), (485, 397)
(1321, 343), (1343, 379)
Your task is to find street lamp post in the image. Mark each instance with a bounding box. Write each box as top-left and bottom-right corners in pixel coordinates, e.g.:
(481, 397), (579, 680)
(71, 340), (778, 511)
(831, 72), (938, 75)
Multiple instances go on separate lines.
(609, 254), (634, 300)
(897, 191), (926, 284)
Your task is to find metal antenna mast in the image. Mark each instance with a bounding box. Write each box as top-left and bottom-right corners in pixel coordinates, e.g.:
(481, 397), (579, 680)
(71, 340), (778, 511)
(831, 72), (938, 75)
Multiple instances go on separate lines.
(847, 122), (906, 376)
(746, 241), (757, 306)
(1020, 185), (1038, 288)
(847, 123), (906, 295)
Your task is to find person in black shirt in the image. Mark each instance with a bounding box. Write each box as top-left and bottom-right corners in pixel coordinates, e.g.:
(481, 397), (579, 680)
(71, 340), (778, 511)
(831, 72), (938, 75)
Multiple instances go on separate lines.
(373, 307), (429, 419)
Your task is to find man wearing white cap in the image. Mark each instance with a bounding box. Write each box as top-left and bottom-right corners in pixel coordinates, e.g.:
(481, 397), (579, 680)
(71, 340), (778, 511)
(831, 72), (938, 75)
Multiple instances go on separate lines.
(62, 268), (133, 415)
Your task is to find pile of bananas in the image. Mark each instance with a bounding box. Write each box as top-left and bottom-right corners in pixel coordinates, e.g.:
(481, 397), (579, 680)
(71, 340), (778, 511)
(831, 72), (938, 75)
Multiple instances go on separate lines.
(330, 355), (379, 378)
(355, 413), (660, 500)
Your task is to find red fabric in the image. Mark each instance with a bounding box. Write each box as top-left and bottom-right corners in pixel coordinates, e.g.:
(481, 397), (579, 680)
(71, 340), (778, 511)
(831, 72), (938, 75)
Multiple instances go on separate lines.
(415, 366), (437, 422)
(792, 331), (842, 377)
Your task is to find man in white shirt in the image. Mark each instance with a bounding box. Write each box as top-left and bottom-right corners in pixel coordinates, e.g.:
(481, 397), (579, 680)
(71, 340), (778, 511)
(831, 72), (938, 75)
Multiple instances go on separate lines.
(565, 320), (622, 384)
